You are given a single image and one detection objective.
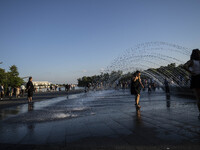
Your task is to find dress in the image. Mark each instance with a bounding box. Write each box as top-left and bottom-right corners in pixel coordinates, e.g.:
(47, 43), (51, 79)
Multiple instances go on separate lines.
(190, 60), (200, 89)
(131, 78), (141, 95)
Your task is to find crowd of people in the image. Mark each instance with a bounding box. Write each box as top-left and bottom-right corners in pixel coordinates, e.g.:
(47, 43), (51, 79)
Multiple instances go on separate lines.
(0, 79), (75, 101)
(115, 78), (158, 92)
(0, 84), (26, 100)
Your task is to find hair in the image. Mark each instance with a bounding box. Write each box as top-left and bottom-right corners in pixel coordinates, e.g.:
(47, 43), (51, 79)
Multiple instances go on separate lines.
(133, 70), (141, 77)
(29, 77), (32, 81)
(190, 49), (200, 60)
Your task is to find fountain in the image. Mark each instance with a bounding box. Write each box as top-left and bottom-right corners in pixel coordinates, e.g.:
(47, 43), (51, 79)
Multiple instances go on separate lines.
(103, 41), (191, 88)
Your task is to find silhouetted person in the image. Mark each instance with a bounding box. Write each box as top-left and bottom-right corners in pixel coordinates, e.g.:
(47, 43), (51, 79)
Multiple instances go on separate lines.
(122, 81), (126, 90)
(184, 49), (200, 119)
(148, 84), (151, 94)
(131, 71), (144, 108)
(50, 85), (53, 91)
(26, 77), (34, 103)
(164, 78), (170, 94)
(0, 84), (4, 100)
(152, 82), (156, 91)
(66, 84), (70, 92)
(166, 94), (171, 108)
(21, 84), (25, 97)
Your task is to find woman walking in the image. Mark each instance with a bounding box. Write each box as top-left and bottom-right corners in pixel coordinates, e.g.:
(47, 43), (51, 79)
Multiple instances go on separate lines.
(131, 71), (144, 108)
(184, 49), (200, 119)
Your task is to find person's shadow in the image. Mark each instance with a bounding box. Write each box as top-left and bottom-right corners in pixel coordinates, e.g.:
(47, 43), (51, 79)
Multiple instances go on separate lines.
(27, 122), (35, 132)
(135, 108), (142, 125)
(27, 103), (35, 132)
(28, 102), (34, 112)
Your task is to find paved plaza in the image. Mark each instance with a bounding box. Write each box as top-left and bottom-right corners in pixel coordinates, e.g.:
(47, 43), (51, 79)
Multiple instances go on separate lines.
(0, 89), (200, 149)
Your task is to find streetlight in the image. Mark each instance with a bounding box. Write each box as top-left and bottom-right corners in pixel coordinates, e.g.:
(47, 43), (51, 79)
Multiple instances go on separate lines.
(21, 76), (31, 79)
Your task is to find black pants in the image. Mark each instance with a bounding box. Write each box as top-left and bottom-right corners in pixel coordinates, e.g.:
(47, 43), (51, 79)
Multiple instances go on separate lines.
(0, 92), (4, 99)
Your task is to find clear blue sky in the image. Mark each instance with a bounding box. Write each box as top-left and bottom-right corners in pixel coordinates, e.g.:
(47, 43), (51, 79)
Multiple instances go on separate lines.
(1, 0), (200, 83)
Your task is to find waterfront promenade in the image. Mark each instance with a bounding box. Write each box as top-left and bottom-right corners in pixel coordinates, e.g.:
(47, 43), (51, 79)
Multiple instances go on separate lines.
(0, 89), (84, 109)
(0, 89), (200, 150)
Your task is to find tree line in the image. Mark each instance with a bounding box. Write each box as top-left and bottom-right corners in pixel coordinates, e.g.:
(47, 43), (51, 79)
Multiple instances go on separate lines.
(0, 65), (24, 93)
(77, 63), (189, 87)
(77, 71), (122, 87)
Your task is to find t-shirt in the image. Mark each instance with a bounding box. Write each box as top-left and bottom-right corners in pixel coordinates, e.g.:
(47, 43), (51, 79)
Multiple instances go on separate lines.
(21, 85), (25, 90)
(189, 60), (200, 75)
(26, 81), (34, 92)
(0, 86), (3, 92)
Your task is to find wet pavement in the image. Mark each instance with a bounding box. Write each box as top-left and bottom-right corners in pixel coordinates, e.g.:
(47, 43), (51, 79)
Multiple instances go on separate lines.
(0, 89), (200, 149)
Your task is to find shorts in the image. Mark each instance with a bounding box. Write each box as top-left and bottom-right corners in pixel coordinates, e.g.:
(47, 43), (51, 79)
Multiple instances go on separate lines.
(190, 74), (200, 89)
(28, 91), (33, 97)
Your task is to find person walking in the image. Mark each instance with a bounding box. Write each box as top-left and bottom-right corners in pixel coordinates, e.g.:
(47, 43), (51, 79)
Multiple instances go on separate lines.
(131, 71), (144, 108)
(8, 85), (13, 99)
(16, 86), (20, 98)
(26, 77), (34, 103)
(0, 84), (4, 100)
(21, 84), (25, 97)
(184, 49), (200, 119)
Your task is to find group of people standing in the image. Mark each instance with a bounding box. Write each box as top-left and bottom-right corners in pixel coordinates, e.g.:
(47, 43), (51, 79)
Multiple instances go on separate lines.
(0, 84), (26, 100)
(65, 84), (71, 92)
(0, 77), (34, 103)
(130, 49), (200, 119)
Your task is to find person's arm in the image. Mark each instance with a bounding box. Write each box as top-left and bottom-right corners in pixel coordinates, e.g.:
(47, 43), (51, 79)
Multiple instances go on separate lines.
(183, 60), (193, 73)
(133, 76), (137, 82)
(26, 82), (30, 90)
(138, 77), (144, 88)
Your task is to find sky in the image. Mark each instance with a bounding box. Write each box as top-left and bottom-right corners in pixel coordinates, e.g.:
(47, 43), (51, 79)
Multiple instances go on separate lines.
(0, 0), (200, 84)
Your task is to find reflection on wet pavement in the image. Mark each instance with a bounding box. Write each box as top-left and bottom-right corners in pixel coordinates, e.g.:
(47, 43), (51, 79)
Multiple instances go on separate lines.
(0, 89), (200, 146)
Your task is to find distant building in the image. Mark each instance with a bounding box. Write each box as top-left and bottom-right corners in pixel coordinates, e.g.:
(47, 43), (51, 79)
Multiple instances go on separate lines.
(32, 81), (51, 88)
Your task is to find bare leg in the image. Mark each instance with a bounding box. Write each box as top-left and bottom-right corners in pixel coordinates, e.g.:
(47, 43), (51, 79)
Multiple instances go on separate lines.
(30, 97), (32, 103)
(28, 97), (31, 103)
(136, 94), (140, 107)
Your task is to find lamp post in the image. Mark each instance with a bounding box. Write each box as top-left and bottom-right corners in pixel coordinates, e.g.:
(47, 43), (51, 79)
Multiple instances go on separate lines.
(21, 76), (30, 79)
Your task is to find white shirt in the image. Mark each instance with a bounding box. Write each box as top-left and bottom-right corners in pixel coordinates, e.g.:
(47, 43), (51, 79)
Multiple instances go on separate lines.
(0, 86), (3, 91)
(21, 85), (25, 90)
(189, 60), (200, 75)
